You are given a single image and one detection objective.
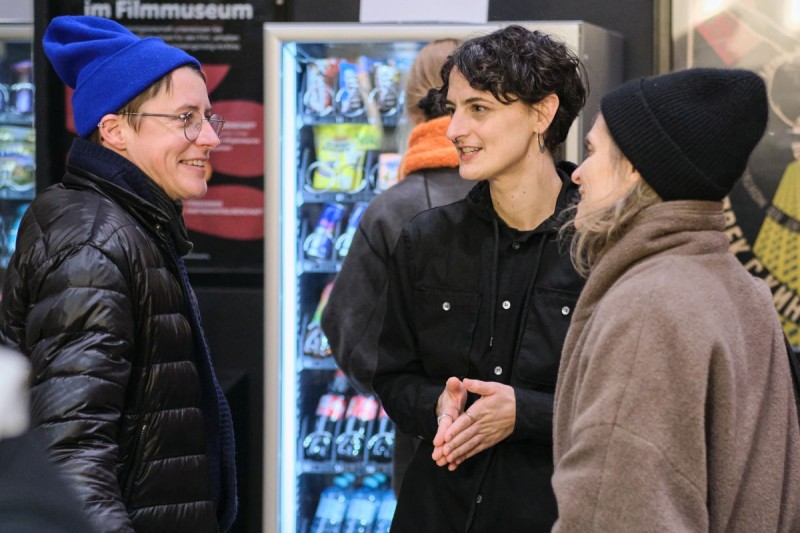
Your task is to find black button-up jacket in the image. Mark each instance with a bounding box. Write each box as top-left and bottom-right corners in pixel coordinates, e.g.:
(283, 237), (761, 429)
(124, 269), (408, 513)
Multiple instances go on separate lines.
(373, 162), (584, 532)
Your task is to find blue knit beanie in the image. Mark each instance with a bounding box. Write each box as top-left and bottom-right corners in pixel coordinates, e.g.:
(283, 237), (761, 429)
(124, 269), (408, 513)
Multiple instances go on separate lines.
(601, 68), (767, 201)
(43, 16), (201, 138)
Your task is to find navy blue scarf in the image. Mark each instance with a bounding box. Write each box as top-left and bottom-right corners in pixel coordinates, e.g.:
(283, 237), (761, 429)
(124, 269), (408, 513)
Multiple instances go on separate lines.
(68, 138), (238, 531)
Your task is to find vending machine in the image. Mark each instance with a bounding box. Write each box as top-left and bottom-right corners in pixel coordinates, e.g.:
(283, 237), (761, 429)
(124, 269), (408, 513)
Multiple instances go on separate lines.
(0, 22), (33, 286)
(262, 21), (622, 533)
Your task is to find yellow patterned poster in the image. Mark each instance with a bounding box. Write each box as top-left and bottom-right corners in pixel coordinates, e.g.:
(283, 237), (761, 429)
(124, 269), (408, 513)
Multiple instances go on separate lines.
(673, 0), (800, 344)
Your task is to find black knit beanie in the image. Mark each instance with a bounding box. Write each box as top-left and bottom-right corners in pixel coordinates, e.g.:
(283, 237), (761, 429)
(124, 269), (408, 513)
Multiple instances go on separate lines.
(600, 68), (768, 201)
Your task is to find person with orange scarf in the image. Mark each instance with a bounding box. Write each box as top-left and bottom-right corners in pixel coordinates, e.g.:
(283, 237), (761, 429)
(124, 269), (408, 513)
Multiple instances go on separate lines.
(321, 39), (473, 495)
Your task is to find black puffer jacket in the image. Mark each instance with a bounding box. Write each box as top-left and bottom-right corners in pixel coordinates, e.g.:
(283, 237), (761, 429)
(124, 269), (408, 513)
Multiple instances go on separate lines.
(0, 139), (229, 532)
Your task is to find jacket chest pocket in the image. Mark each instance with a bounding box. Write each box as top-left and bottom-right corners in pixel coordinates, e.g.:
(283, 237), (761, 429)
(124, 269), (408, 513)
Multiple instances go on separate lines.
(414, 289), (480, 380)
(514, 287), (578, 389)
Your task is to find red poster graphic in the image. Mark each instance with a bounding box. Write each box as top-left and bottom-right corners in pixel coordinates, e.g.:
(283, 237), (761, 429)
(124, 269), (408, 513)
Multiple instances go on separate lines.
(210, 100), (264, 178)
(184, 184), (264, 240)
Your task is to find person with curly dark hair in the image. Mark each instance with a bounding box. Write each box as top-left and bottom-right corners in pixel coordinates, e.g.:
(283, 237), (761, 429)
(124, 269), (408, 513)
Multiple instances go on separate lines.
(371, 25), (587, 531)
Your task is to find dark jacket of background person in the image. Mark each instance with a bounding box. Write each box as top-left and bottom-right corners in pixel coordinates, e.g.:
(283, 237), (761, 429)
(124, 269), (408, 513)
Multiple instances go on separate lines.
(0, 431), (97, 533)
(323, 116), (471, 392)
(322, 38), (467, 496)
(0, 345), (95, 532)
(552, 201), (800, 531)
(322, 116), (473, 496)
(0, 138), (234, 533)
(372, 165), (583, 532)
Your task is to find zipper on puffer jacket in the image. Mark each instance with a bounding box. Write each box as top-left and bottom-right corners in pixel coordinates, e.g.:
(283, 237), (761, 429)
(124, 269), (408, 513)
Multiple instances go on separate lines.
(122, 422), (149, 503)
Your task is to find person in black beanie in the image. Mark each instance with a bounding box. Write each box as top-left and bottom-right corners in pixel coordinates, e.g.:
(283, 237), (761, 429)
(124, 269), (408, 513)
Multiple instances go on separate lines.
(0, 16), (237, 532)
(551, 67), (800, 531)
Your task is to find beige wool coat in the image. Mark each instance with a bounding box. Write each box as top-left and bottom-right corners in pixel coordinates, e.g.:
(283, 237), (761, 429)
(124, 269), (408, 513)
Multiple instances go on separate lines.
(552, 201), (800, 532)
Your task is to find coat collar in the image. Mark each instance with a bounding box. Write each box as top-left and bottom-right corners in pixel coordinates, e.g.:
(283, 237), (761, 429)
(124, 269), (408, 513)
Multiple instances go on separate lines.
(572, 200), (728, 327)
(64, 137), (193, 256)
(465, 160), (579, 234)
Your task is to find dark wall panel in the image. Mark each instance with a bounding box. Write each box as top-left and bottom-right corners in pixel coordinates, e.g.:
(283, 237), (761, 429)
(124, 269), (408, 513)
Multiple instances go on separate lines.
(489, 0), (657, 80)
(287, 0), (360, 22)
(194, 286), (264, 533)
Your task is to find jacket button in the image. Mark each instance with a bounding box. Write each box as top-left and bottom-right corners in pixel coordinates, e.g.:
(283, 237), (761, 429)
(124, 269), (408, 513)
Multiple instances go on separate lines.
(511, 242), (520, 251)
(476, 494), (483, 504)
(494, 366), (502, 376)
(501, 300), (511, 310)
(442, 302), (451, 311)
(561, 306), (571, 316)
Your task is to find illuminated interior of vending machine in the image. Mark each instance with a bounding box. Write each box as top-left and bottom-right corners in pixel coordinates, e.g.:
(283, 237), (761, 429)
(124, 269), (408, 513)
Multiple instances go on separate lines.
(264, 22), (622, 533)
(287, 38), (408, 533)
(0, 23), (34, 287)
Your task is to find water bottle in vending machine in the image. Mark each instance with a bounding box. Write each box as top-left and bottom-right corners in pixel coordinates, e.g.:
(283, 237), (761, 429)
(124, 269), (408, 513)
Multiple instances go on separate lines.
(373, 489), (397, 533)
(342, 475), (383, 533)
(310, 474), (354, 533)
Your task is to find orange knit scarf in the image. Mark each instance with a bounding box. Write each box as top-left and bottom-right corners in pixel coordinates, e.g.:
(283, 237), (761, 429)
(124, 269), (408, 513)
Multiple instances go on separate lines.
(398, 116), (459, 180)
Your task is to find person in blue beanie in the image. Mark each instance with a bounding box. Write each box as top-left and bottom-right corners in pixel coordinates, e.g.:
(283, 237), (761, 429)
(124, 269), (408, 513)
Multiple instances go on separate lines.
(0, 15), (237, 532)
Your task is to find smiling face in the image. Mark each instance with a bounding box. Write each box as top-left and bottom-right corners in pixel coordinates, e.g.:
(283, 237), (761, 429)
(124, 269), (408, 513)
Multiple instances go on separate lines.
(118, 66), (219, 201)
(571, 114), (640, 229)
(443, 67), (540, 183)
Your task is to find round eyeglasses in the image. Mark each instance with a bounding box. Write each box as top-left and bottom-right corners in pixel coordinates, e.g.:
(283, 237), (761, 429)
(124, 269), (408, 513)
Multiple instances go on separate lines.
(121, 110), (225, 141)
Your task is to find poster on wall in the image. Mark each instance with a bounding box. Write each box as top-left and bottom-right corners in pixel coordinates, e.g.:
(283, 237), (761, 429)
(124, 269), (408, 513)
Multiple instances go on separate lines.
(673, 0), (800, 344)
(55, 0), (269, 273)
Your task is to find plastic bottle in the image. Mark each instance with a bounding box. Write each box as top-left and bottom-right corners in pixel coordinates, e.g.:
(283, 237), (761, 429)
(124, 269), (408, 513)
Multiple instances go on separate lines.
(303, 281), (335, 358)
(304, 202), (346, 260)
(310, 474), (354, 533)
(335, 202), (368, 258)
(372, 489), (397, 533)
(303, 374), (347, 461)
(366, 405), (394, 463)
(342, 475), (382, 533)
(335, 394), (379, 462)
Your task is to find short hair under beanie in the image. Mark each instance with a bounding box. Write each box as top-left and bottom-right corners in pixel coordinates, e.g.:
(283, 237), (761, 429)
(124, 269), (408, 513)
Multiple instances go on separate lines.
(43, 16), (201, 138)
(600, 68), (768, 201)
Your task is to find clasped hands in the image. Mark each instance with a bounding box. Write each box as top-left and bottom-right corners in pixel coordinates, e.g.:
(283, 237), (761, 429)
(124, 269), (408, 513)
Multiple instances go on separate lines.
(432, 376), (516, 471)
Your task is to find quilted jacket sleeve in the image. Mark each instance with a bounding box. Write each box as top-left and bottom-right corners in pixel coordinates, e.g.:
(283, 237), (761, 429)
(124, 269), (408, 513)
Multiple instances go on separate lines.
(2, 228), (137, 532)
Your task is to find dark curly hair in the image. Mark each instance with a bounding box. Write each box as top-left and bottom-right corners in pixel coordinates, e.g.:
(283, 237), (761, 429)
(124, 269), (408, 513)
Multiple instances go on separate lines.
(439, 24), (588, 153)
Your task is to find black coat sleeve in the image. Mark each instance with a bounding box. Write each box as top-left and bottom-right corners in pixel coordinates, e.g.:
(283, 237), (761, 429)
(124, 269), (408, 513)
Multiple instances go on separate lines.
(322, 223), (388, 393)
(0, 431), (97, 533)
(371, 228), (443, 442)
(6, 239), (136, 532)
